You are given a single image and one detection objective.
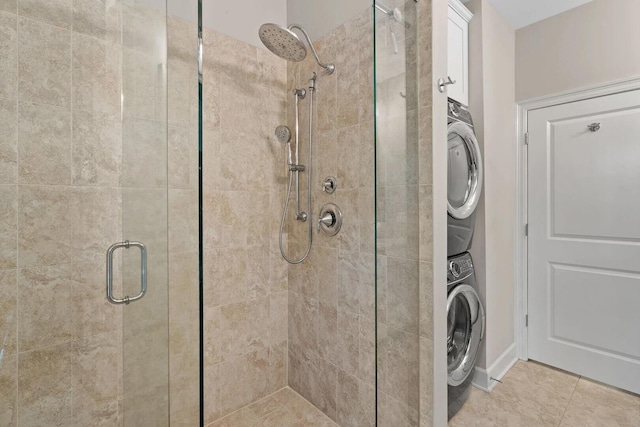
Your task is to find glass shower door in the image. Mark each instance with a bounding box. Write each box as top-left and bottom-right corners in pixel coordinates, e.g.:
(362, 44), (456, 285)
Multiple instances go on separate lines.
(0, 0), (172, 424)
(119, 1), (169, 425)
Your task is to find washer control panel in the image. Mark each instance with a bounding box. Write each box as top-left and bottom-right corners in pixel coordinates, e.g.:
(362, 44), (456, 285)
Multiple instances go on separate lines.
(447, 253), (474, 284)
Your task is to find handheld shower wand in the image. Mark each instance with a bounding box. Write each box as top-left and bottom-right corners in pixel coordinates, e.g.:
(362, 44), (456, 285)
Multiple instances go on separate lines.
(275, 125), (293, 165)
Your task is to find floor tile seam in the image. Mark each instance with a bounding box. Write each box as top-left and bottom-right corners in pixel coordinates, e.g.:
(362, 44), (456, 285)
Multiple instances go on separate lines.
(478, 389), (562, 426)
(492, 365), (580, 411)
(556, 375), (581, 427)
(489, 386), (563, 419)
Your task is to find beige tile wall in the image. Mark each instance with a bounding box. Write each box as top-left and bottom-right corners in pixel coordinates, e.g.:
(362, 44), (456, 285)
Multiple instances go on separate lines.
(198, 23), (290, 425)
(286, 8), (377, 427)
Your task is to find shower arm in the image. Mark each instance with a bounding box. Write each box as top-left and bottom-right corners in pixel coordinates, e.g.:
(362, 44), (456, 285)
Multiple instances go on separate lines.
(288, 24), (335, 74)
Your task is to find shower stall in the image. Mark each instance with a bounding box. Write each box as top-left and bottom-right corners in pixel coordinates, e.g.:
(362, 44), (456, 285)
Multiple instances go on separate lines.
(0, 0), (435, 425)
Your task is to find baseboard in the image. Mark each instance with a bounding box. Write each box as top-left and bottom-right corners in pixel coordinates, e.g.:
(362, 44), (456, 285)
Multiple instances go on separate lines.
(472, 343), (518, 392)
(472, 366), (491, 392)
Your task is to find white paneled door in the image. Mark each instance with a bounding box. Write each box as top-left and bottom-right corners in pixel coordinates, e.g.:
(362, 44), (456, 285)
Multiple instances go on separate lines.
(527, 90), (640, 394)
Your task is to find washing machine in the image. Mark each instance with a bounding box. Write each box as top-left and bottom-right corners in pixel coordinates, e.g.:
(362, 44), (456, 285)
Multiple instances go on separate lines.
(447, 100), (483, 257)
(447, 252), (485, 420)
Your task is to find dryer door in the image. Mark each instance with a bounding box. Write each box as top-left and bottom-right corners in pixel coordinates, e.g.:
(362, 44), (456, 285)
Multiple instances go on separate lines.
(447, 284), (485, 386)
(447, 121), (483, 219)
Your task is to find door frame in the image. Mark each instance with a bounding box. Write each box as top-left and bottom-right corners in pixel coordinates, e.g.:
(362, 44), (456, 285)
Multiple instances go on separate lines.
(515, 75), (640, 360)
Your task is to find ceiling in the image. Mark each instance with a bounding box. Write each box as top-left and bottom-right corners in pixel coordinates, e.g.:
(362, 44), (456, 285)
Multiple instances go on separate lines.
(463, 0), (593, 29)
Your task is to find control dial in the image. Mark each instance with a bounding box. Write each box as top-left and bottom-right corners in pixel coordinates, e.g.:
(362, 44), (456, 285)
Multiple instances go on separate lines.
(449, 260), (461, 278)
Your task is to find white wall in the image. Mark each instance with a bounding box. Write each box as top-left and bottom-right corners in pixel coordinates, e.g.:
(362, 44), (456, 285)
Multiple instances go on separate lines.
(167, 0), (372, 49)
(205, 0), (287, 47)
(432, 0), (450, 421)
(516, 0), (640, 101)
(287, 0), (370, 41)
(467, 0), (516, 375)
(166, 0), (288, 48)
(167, 0), (198, 22)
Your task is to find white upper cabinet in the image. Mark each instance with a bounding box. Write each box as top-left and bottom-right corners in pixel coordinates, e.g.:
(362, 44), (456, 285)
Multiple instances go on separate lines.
(448, 0), (473, 106)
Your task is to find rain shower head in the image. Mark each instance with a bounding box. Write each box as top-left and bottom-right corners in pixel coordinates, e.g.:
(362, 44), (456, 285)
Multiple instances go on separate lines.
(259, 24), (307, 62)
(259, 23), (335, 74)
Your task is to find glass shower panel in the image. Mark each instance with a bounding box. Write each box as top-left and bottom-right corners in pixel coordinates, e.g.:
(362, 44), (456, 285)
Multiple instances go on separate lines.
(374, 0), (422, 425)
(199, 1), (377, 425)
(121, 0), (170, 425)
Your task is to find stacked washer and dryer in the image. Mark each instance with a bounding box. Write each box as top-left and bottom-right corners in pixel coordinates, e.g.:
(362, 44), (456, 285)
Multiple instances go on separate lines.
(446, 99), (485, 419)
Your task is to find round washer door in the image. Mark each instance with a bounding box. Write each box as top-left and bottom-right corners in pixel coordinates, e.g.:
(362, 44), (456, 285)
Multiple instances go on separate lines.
(447, 284), (485, 387)
(447, 121), (483, 219)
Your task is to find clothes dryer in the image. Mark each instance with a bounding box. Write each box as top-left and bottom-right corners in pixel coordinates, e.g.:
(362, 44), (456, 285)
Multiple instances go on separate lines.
(447, 100), (483, 256)
(447, 252), (485, 420)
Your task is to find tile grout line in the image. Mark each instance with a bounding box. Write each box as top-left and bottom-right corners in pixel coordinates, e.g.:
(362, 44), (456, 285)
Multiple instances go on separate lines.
(14, 8), (20, 426)
(556, 375), (581, 427)
(69, 11), (75, 421)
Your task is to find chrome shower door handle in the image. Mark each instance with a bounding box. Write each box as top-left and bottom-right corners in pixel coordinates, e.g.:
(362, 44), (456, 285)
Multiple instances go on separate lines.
(106, 241), (147, 305)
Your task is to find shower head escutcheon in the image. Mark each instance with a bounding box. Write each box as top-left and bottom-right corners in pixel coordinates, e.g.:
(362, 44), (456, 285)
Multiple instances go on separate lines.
(258, 23), (335, 74)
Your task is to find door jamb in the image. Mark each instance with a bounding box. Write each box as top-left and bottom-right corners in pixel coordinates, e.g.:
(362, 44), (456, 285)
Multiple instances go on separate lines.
(515, 76), (640, 360)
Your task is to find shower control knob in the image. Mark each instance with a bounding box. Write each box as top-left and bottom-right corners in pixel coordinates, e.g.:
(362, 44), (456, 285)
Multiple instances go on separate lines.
(318, 203), (343, 236)
(322, 177), (337, 194)
(318, 212), (335, 230)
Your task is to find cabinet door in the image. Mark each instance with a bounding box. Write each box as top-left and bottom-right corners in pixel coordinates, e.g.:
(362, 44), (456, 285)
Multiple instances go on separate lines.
(448, 6), (469, 106)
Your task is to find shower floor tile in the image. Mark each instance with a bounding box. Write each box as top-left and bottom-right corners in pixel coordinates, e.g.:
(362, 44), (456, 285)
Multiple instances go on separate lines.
(208, 387), (338, 427)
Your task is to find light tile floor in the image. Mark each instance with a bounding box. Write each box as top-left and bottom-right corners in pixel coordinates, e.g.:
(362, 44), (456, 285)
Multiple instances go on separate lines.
(449, 360), (640, 427)
(207, 387), (338, 427)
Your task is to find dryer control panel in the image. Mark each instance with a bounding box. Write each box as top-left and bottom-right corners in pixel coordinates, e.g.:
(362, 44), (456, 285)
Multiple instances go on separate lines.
(447, 252), (474, 285)
(448, 99), (474, 128)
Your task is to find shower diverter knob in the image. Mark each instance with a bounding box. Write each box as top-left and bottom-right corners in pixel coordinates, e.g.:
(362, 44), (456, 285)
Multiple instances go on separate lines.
(322, 176), (337, 194)
(318, 203), (343, 236)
